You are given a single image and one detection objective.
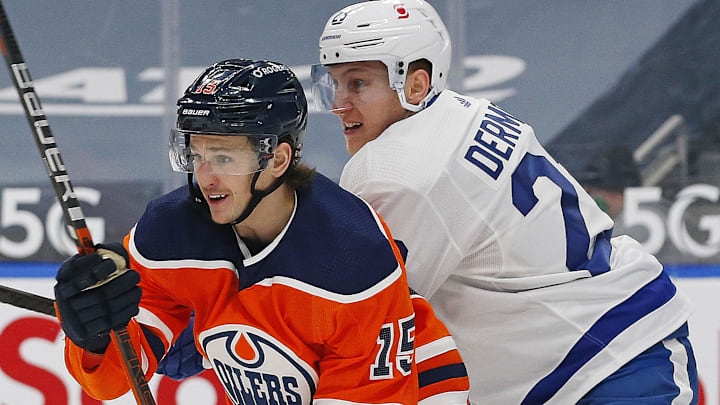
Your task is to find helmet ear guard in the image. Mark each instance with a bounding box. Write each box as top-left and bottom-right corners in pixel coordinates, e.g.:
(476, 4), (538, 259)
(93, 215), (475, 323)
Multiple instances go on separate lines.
(315, 0), (451, 112)
(383, 57), (430, 113)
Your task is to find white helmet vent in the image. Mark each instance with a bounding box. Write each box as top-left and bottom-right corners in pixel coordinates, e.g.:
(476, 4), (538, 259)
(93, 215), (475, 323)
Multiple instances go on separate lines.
(346, 38), (384, 49)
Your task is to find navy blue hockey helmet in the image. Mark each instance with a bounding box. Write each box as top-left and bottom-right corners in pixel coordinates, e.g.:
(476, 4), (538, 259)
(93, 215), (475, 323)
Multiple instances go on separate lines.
(170, 58), (307, 173)
(170, 59), (308, 224)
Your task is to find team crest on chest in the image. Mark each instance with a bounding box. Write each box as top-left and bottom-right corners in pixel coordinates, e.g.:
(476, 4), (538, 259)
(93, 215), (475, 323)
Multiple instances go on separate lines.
(200, 324), (318, 405)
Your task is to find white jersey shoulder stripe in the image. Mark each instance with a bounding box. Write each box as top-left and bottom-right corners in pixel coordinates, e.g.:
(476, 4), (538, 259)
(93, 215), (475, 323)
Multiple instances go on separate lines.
(338, 188), (391, 241)
(361, 195), (390, 240)
(128, 225), (237, 275)
(135, 306), (174, 347)
(255, 266), (403, 304)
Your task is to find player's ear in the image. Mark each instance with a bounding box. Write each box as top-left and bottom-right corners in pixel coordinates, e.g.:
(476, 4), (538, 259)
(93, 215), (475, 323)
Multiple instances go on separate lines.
(404, 68), (430, 105)
(270, 141), (292, 178)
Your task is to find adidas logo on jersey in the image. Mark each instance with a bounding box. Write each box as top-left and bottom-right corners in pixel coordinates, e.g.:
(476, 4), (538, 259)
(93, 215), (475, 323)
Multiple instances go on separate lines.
(200, 325), (318, 405)
(454, 96), (472, 108)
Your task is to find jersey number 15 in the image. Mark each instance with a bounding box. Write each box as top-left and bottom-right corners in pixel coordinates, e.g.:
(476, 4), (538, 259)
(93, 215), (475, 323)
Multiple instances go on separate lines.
(371, 314), (415, 380)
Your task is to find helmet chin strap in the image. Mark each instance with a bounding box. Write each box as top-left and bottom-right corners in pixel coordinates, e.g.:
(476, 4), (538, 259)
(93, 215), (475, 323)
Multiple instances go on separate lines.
(187, 159), (283, 226)
(230, 170), (282, 226)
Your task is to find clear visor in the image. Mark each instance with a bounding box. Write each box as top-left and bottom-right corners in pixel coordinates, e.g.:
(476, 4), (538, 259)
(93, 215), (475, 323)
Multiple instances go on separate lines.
(169, 130), (277, 175)
(310, 63), (394, 113)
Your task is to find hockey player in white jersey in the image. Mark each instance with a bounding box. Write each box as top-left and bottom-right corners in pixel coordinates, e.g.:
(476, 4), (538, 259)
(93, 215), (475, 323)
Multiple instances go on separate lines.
(311, 1), (698, 403)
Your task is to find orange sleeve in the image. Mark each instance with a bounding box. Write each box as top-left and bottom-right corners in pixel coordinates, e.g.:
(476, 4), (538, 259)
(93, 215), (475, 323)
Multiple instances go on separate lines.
(312, 272), (420, 403)
(380, 212), (470, 403)
(63, 233), (191, 400)
(64, 319), (158, 400)
(412, 294), (470, 404)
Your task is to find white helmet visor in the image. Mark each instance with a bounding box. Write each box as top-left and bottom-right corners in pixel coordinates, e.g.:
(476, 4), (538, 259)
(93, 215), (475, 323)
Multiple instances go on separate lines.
(310, 63), (398, 113)
(169, 130), (277, 176)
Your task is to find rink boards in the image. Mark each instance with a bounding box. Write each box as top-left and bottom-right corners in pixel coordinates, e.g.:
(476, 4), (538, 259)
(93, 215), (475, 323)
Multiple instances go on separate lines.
(0, 263), (717, 404)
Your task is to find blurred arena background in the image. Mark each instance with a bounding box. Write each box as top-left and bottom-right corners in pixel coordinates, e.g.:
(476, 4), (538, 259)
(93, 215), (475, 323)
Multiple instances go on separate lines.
(0, 1), (718, 403)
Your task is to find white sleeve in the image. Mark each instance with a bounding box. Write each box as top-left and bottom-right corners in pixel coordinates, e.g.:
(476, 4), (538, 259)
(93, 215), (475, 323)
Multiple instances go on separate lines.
(349, 178), (464, 299)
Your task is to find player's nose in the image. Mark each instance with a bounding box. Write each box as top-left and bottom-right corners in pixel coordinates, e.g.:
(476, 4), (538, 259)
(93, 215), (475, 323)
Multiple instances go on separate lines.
(194, 161), (217, 185)
(331, 89), (353, 115)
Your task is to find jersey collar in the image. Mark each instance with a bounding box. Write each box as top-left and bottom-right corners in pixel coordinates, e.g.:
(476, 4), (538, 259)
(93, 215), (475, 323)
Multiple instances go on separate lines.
(235, 191), (298, 266)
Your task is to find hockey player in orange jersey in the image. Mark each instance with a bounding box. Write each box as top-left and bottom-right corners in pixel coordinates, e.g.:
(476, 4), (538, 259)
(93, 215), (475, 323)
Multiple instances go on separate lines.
(53, 58), (469, 404)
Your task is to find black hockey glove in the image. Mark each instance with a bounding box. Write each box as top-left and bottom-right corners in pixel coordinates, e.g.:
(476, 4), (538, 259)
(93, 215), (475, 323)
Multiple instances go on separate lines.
(156, 314), (206, 380)
(54, 242), (141, 354)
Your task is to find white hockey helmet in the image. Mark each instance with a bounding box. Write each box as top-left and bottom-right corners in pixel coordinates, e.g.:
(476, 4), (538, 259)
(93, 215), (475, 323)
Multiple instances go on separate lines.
(313, 0), (451, 112)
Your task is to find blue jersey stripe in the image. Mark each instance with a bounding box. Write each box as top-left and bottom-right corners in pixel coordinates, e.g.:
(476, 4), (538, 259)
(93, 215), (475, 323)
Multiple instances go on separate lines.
(576, 323), (697, 403)
(418, 363), (468, 388)
(664, 264), (720, 278)
(8, 261), (716, 279)
(521, 271), (677, 404)
(2, 263), (717, 278)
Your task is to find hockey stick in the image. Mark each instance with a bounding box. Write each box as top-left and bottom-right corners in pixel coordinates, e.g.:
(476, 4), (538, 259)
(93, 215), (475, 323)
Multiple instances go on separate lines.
(0, 3), (156, 404)
(0, 283), (55, 316)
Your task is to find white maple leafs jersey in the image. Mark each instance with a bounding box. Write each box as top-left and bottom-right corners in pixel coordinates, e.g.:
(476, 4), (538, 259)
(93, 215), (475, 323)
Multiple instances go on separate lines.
(340, 90), (694, 404)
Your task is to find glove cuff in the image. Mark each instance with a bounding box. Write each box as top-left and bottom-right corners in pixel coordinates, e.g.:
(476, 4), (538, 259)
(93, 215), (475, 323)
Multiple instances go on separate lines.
(77, 334), (111, 354)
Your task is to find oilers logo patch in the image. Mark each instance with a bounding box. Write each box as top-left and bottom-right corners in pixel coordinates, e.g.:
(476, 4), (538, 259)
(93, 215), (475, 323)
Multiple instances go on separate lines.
(200, 324), (318, 405)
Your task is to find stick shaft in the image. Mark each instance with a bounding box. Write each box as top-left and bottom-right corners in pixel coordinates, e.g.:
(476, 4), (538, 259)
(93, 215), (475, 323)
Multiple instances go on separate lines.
(0, 284), (55, 316)
(0, 4), (156, 404)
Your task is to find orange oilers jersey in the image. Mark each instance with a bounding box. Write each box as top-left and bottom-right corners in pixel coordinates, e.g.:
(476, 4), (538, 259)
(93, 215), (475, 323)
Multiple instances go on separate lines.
(63, 174), (469, 404)
(411, 293), (470, 404)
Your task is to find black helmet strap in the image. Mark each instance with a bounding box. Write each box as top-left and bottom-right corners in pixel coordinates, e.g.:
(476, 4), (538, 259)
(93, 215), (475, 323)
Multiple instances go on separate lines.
(188, 172), (283, 226)
(229, 169), (283, 226)
(187, 155), (283, 226)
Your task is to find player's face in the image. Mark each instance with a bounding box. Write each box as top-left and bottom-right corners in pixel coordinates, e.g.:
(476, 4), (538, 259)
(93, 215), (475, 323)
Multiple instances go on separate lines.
(327, 61), (408, 155)
(191, 135), (260, 224)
